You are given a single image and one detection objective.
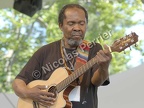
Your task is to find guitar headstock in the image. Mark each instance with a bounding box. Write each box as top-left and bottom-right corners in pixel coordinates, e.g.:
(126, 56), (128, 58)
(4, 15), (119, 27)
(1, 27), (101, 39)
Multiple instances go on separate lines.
(110, 32), (138, 53)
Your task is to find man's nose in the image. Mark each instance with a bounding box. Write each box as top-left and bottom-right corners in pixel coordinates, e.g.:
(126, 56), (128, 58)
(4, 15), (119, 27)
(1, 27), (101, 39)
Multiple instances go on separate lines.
(72, 24), (81, 31)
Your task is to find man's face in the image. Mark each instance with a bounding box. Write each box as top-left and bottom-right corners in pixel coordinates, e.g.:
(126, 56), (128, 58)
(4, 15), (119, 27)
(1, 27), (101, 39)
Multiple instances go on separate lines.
(59, 7), (87, 48)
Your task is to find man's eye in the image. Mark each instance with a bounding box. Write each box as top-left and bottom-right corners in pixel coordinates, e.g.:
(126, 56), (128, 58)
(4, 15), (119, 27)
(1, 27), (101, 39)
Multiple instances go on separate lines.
(68, 22), (74, 26)
(79, 22), (85, 25)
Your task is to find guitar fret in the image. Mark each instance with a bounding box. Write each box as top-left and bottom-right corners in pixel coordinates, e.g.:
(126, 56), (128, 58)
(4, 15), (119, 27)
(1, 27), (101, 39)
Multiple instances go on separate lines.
(56, 57), (98, 93)
(85, 63), (88, 72)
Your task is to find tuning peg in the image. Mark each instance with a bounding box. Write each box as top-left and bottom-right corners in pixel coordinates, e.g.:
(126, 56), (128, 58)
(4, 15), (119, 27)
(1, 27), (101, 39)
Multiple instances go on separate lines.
(126, 34), (129, 37)
(131, 39), (134, 43)
(129, 46), (131, 50)
(135, 43), (138, 47)
(125, 43), (128, 46)
(124, 50), (126, 54)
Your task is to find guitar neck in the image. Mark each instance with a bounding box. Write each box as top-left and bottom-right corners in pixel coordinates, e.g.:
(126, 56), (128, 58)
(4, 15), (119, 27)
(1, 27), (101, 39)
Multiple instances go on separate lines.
(56, 31), (139, 93)
(56, 57), (97, 93)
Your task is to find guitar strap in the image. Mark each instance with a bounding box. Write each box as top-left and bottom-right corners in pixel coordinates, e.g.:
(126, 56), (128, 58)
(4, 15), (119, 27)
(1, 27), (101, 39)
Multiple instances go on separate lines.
(75, 40), (90, 84)
(32, 40), (90, 107)
(60, 39), (90, 84)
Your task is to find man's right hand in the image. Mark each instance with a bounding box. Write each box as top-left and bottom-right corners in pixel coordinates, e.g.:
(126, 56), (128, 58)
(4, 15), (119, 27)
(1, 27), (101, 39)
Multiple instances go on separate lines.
(27, 85), (56, 107)
(12, 79), (57, 107)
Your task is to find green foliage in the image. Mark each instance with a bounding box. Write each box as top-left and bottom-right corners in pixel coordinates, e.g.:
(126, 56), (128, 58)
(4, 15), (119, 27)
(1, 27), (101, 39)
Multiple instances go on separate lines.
(0, 0), (143, 92)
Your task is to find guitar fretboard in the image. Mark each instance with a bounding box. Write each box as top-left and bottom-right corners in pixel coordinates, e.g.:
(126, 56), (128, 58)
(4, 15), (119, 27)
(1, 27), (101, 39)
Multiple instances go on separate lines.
(56, 32), (139, 93)
(56, 57), (97, 93)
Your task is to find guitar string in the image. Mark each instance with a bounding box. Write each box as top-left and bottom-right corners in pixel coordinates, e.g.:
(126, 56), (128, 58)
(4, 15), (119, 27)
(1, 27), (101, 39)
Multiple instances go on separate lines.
(58, 39), (81, 91)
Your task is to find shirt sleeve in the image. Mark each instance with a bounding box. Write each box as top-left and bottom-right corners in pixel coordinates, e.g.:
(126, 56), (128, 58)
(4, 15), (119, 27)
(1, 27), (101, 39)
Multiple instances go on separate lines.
(89, 42), (110, 86)
(15, 48), (44, 85)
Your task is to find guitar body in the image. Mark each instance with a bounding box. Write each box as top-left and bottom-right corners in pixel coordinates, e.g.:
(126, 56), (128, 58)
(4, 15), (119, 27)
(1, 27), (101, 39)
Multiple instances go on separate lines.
(17, 67), (73, 108)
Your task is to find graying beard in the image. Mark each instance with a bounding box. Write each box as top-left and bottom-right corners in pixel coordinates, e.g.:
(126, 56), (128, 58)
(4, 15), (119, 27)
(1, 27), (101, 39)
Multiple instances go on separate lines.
(68, 39), (82, 47)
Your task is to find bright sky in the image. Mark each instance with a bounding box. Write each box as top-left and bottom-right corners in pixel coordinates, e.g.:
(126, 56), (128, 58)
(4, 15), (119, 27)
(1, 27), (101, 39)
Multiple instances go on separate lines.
(125, 10), (144, 67)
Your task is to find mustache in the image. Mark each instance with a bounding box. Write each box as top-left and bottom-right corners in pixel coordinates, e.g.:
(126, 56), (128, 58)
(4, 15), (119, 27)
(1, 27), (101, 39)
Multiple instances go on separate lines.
(71, 31), (82, 36)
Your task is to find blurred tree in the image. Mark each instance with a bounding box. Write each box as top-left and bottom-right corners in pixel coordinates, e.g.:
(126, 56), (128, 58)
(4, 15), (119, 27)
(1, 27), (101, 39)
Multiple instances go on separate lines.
(0, 0), (143, 92)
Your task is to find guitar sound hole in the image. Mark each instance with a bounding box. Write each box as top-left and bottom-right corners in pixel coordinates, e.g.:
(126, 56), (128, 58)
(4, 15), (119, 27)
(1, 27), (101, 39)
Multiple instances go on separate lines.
(48, 85), (57, 98)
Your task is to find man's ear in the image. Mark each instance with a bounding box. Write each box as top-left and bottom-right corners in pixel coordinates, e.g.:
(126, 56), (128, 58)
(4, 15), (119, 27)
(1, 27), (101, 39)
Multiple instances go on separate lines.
(59, 23), (63, 31)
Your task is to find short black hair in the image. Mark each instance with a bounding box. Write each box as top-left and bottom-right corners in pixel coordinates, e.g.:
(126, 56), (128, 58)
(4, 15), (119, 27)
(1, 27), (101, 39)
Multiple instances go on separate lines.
(58, 4), (88, 25)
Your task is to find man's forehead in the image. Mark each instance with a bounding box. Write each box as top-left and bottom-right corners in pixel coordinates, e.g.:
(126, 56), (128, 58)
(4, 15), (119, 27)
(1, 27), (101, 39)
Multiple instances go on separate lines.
(64, 8), (85, 19)
(64, 7), (84, 14)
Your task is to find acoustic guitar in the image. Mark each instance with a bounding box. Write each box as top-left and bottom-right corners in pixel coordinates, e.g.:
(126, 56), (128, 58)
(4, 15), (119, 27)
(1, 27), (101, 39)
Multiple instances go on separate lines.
(17, 32), (138, 108)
